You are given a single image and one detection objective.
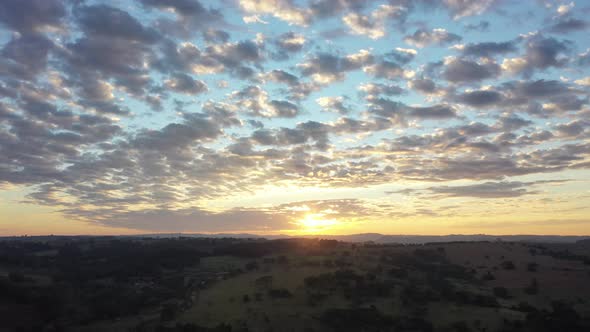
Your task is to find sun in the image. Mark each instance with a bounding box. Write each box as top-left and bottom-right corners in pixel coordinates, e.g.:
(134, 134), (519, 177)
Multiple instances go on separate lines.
(296, 213), (338, 234)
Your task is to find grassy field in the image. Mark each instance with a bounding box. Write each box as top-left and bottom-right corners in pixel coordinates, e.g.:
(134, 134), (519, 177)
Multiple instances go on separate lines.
(173, 241), (590, 331)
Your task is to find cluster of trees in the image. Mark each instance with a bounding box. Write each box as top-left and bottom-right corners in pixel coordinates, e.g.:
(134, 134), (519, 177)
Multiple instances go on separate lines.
(304, 269), (395, 304)
(319, 307), (433, 332)
(0, 238), (211, 331)
(501, 301), (590, 332)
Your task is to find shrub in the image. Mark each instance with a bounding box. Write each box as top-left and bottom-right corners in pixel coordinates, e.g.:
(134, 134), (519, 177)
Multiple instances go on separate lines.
(501, 260), (515, 270)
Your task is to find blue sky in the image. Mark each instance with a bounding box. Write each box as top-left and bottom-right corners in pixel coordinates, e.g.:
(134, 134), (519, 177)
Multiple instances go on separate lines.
(0, 0), (589, 235)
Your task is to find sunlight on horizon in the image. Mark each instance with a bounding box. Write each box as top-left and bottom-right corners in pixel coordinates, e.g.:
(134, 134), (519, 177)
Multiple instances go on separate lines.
(295, 214), (340, 234)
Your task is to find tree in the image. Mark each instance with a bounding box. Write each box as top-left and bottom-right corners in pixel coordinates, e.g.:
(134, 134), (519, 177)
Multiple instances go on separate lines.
(524, 278), (539, 295)
(160, 303), (178, 322)
(527, 262), (538, 272)
(493, 287), (510, 299)
(482, 271), (496, 281)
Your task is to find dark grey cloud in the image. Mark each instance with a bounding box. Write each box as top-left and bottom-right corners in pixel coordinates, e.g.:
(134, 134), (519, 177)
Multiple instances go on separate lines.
(1, 33), (54, 80)
(503, 79), (571, 97)
(368, 98), (457, 124)
(408, 78), (438, 94)
(76, 4), (160, 43)
(442, 58), (500, 83)
(456, 90), (503, 107)
(524, 36), (570, 69)
(202, 29), (230, 43)
(417, 180), (565, 199)
(358, 83), (405, 98)
(549, 18), (588, 34)
(65, 36), (152, 77)
(364, 60), (404, 79)
(458, 40), (518, 57)
(409, 104), (457, 119)
(164, 73), (208, 95)
(0, 0), (65, 33)
(141, 0), (223, 37)
(131, 114), (222, 150)
(503, 36), (572, 76)
(553, 120), (589, 138)
(205, 40), (264, 78)
(263, 69), (300, 86)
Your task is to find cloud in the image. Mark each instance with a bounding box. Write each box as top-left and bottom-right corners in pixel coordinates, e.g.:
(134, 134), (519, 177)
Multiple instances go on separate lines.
(549, 18), (588, 33)
(456, 90), (503, 107)
(358, 83), (405, 98)
(409, 104), (457, 119)
(202, 29), (230, 43)
(0, 0), (65, 34)
(272, 31), (306, 59)
(404, 28), (462, 48)
(317, 96), (350, 114)
(501, 35), (571, 76)
(342, 4), (406, 39)
(239, 0), (311, 26)
(442, 57), (500, 83)
(97, 208), (293, 232)
(574, 77), (590, 86)
(231, 85), (301, 118)
(455, 40), (518, 57)
(443, 0), (496, 20)
(261, 69), (300, 86)
(140, 0), (223, 37)
(408, 78), (438, 94)
(0, 0), (588, 233)
(164, 73), (208, 95)
(368, 98), (457, 124)
(275, 31), (305, 52)
(464, 20), (490, 32)
(1, 33), (54, 79)
(411, 180), (566, 199)
(243, 15), (268, 24)
(556, 2), (575, 16)
(76, 4), (160, 43)
(299, 49), (374, 84)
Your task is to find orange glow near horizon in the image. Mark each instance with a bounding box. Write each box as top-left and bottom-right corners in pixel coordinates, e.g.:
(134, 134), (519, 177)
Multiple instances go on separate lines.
(295, 214), (339, 234)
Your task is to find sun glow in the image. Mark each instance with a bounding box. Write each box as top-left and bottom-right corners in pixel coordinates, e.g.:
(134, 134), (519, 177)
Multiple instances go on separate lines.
(297, 213), (338, 233)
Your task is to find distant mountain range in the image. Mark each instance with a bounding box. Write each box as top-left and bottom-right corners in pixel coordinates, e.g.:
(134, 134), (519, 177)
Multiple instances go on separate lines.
(3, 233), (589, 244)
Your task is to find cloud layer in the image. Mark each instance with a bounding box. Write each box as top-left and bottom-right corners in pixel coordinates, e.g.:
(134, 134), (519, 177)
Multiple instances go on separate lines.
(0, 0), (589, 233)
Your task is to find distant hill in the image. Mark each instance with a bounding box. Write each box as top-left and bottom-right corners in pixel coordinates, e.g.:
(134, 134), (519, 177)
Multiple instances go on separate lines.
(3, 233), (588, 244)
(123, 233), (590, 244)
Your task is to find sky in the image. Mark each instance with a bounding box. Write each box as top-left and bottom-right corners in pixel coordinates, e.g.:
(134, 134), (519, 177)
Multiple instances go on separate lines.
(0, 0), (589, 236)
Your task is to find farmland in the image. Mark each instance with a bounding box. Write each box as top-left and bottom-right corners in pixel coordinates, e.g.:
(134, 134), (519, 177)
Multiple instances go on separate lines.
(1, 237), (590, 331)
